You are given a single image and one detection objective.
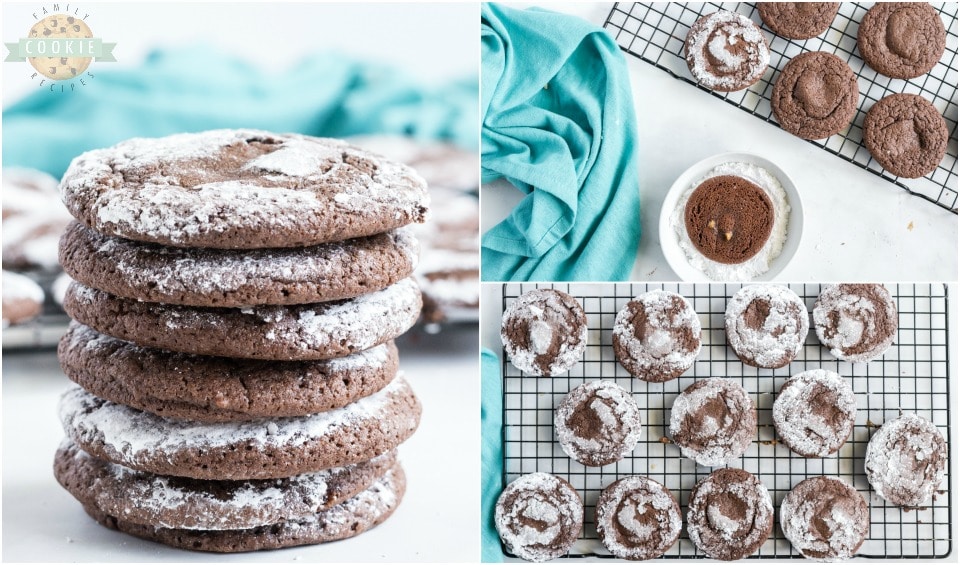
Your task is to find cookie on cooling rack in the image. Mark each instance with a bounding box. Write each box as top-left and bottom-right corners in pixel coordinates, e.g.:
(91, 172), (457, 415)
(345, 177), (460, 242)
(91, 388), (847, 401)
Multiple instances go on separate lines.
(813, 283), (898, 363)
(2, 270), (44, 327)
(758, 3), (839, 40)
(771, 51), (859, 140)
(669, 378), (756, 467)
(773, 370), (856, 457)
(595, 476), (681, 560)
(863, 93), (948, 179)
(780, 476), (869, 560)
(858, 2), (946, 80)
(865, 412), (947, 507)
(687, 468), (773, 561)
(2, 167), (72, 272)
(554, 380), (642, 467)
(613, 290), (701, 382)
(725, 285), (808, 369)
(495, 473), (583, 562)
(684, 10), (770, 92)
(501, 288), (588, 377)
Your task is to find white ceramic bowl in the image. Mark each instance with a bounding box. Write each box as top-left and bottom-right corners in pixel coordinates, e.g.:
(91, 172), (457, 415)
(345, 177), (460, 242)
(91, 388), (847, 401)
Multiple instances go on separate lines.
(658, 152), (804, 281)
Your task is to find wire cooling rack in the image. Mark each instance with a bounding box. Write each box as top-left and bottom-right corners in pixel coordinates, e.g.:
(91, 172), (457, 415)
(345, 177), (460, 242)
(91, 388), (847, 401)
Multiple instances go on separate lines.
(603, 2), (959, 214)
(1, 271), (70, 350)
(500, 282), (952, 559)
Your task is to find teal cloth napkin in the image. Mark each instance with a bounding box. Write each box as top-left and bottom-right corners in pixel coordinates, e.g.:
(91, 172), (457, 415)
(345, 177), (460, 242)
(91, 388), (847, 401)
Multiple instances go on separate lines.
(481, 347), (504, 562)
(480, 3), (642, 282)
(3, 47), (477, 178)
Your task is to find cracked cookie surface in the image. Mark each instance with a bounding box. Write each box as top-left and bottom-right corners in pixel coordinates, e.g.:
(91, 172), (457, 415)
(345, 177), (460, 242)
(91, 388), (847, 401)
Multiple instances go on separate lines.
(59, 129), (429, 249)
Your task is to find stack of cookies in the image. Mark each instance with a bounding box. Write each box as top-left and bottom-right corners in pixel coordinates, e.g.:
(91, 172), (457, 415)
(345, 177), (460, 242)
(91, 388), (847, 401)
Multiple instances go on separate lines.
(52, 129), (427, 552)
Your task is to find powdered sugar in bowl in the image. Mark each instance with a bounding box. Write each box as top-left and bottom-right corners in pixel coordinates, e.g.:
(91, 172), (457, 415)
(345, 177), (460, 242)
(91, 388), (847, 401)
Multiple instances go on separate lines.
(659, 152), (803, 281)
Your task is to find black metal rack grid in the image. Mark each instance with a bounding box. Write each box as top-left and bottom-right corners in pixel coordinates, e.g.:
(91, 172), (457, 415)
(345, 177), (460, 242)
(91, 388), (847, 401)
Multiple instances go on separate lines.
(500, 282), (952, 559)
(603, 2), (959, 214)
(1, 271), (70, 350)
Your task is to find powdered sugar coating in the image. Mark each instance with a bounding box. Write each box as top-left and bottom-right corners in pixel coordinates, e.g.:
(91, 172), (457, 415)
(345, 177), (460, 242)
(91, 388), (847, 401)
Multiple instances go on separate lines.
(64, 277), (421, 360)
(59, 322), (398, 422)
(415, 248), (479, 312)
(2, 270), (45, 327)
(613, 290), (701, 382)
(55, 438), (396, 530)
(60, 220), (419, 307)
(725, 285), (808, 368)
(2, 269), (44, 303)
(58, 374), (420, 480)
(687, 468), (773, 561)
(554, 381), (643, 467)
(2, 167), (60, 214)
(59, 129), (429, 249)
(774, 370), (856, 457)
(865, 413), (946, 507)
(2, 167), (72, 271)
(86, 463), (407, 552)
(495, 473), (583, 562)
(685, 11), (770, 91)
(814, 284), (898, 363)
(670, 378), (756, 467)
(595, 476), (681, 560)
(780, 476), (869, 560)
(671, 162), (790, 280)
(501, 289), (588, 376)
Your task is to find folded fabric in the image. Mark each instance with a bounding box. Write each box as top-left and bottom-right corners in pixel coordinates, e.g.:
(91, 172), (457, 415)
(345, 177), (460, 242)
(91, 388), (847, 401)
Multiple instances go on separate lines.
(480, 347), (504, 562)
(481, 3), (642, 281)
(2, 47), (477, 179)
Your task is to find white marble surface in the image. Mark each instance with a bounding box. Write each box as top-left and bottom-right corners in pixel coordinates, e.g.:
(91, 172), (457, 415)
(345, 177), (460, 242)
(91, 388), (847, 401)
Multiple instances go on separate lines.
(1, 326), (480, 563)
(481, 2), (958, 282)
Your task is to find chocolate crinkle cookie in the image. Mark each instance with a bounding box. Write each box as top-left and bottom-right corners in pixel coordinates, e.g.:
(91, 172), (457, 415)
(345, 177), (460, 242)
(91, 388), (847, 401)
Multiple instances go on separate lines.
(595, 476), (681, 560)
(780, 476), (869, 560)
(725, 285), (808, 369)
(554, 380), (642, 467)
(684, 10), (770, 92)
(613, 290), (701, 382)
(813, 283), (898, 363)
(495, 473), (583, 562)
(863, 93), (948, 179)
(773, 370), (856, 457)
(758, 2), (839, 39)
(865, 412), (946, 507)
(670, 378), (756, 467)
(686, 468), (773, 561)
(81, 463), (407, 553)
(771, 51), (859, 140)
(54, 438), (398, 531)
(59, 129), (429, 249)
(2, 270), (44, 327)
(501, 288), (588, 377)
(684, 175), (774, 264)
(858, 2), (946, 80)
